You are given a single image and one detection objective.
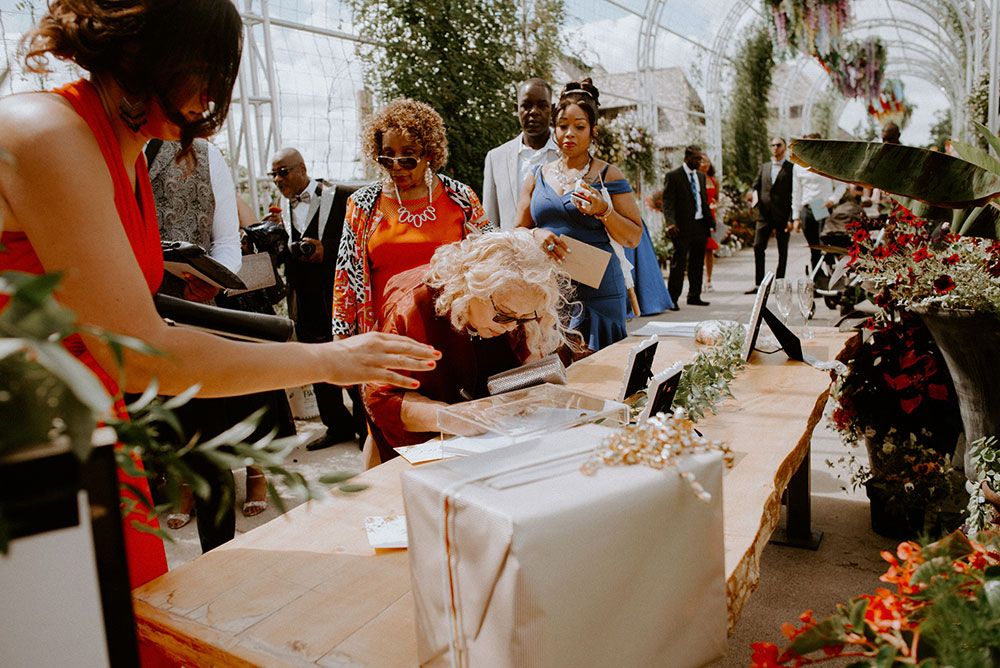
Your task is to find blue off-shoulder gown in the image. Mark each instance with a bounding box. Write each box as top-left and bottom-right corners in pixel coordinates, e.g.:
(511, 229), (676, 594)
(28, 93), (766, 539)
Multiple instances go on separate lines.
(531, 166), (633, 351)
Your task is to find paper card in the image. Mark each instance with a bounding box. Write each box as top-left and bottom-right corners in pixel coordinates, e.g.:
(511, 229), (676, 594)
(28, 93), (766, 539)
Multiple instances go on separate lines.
(558, 234), (611, 289)
(163, 261), (231, 289)
(364, 515), (408, 550)
(809, 197), (829, 221)
(630, 321), (700, 338)
(394, 442), (445, 465)
(223, 253), (276, 296)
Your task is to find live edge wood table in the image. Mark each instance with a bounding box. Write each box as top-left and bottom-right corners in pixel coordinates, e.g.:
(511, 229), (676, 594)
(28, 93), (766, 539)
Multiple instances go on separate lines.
(133, 327), (855, 668)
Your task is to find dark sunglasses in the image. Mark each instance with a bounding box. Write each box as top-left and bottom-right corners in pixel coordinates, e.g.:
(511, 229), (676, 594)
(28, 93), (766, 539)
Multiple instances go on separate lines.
(377, 155), (421, 170)
(770, 143), (784, 147)
(267, 163), (301, 178)
(490, 295), (537, 325)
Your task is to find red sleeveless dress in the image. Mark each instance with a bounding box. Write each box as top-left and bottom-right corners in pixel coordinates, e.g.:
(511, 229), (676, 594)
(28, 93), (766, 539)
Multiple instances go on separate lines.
(0, 81), (169, 591)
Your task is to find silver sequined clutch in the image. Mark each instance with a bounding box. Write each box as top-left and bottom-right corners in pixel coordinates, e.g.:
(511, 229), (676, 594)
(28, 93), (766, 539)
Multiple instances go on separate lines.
(487, 354), (567, 395)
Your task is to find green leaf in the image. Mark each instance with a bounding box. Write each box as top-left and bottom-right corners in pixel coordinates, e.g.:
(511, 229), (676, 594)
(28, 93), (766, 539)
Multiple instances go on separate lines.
(983, 579), (1000, 613)
(874, 644), (897, 667)
(786, 618), (848, 655)
(973, 120), (1000, 158)
(10, 271), (63, 307)
(30, 341), (112, 415)
(789, 139), (1000, 208)
(950, 141), (1000, 178)
(338, 483), (369, 494)
(319, 471), (360, 485)
(160, 384), (200, 411)
(848, 597), (869, 631)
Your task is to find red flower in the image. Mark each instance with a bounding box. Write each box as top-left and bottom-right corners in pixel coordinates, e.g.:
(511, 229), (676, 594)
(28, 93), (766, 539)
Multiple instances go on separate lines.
(913, 247), (932, 262)
(873, 245), (894, 259)
(933, 274), (956, 293)
(852, 228), (870, 243)
(749, 642), (783, 668)
(942, 254), (959, 266)
(928, 383), (949, 400)
(900, 396), (922, 413)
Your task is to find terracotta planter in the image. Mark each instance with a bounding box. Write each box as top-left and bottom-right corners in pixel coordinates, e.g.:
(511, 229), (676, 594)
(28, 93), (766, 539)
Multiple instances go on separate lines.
(913, 307), (1000, 480)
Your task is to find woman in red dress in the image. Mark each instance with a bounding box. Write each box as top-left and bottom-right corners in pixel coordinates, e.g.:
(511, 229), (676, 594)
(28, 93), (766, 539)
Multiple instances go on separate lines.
(0, 2), (437, 662)
(700, 155), (721, 291)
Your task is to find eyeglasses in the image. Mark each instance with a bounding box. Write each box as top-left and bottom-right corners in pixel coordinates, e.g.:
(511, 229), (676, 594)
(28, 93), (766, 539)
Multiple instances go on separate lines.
(490, 295), (538, 325)
(377, 155), (421, 170)
(267, 164), (301, 178)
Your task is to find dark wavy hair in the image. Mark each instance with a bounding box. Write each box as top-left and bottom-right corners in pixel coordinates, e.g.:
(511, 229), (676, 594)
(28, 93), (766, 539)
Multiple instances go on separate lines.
(554, 77), (600, 134)
(22, 0), (243, 162)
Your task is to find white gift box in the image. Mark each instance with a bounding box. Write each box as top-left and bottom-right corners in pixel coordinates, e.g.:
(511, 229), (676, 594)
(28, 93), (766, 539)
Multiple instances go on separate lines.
(401, 423), (727, 668)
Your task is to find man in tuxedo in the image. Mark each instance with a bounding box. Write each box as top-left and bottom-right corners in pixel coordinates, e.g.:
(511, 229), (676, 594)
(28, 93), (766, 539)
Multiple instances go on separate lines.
(746, 137), (795, 292)
(482, 78), (559, 230)
(662, 145), (715, 308)
(267, 148), (359, 450)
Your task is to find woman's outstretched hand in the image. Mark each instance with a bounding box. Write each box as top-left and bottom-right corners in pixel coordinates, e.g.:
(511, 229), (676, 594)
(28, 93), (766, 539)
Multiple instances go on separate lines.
(327, 332), (440, 388)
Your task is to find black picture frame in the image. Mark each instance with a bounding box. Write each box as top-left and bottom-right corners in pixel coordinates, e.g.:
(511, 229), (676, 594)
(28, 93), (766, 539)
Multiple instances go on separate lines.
(619, 336), (659, 401)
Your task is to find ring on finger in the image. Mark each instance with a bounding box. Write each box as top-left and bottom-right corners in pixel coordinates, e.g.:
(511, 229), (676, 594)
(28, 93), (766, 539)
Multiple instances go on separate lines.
(546, 243), (556, 252)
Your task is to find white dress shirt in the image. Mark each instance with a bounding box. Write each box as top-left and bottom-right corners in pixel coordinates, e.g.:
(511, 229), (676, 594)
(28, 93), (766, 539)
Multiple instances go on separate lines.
(682, 162), (703, 220)
(288, 179), (320, 236)
(517, 134), (560, 193)
(205, 142), (242, 272)
(791, 163), (846, 220)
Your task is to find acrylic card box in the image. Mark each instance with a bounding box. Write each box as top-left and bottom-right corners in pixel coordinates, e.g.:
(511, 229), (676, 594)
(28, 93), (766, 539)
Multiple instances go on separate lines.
(437, 384), (628, 456)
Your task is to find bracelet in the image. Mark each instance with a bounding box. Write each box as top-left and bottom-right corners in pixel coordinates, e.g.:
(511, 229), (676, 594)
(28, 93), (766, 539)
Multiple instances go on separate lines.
(595, 203), (614, 223)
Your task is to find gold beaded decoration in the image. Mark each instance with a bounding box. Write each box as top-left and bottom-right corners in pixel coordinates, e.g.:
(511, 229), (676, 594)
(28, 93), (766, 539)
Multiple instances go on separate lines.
(580, 410), (734, 503)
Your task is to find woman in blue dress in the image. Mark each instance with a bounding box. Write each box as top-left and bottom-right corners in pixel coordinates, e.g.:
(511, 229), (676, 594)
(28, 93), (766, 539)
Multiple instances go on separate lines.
(513, 78), (643, 351)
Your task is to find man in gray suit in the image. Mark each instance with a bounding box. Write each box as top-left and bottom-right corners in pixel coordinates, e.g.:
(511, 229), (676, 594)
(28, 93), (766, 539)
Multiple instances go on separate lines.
(482, 78), (559, 230)
(746, 136), (795, 292)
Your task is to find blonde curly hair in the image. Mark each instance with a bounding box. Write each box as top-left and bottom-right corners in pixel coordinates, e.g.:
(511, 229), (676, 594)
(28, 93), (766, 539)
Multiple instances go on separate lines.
(424, 230), (575, 357)
(360, 97), (449, 172)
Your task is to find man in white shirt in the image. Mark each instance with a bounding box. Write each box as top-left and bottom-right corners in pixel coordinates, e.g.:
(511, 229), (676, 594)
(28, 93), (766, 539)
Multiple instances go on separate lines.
(791, 133), (845, 272)
(482, 78), (560, 230)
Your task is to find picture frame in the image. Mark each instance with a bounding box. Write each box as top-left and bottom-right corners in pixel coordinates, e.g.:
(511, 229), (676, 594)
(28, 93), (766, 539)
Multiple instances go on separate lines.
(638, 361), (684, 423)
(619, 335), (659, 401)
(741, 272), (775, 361)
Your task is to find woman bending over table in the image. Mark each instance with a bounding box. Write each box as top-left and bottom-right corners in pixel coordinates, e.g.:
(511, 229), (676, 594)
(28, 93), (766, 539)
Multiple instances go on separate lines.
(0, 0), (438, 618)
(513, 78), (643, 352)
(363, 230), (573, 465)
(333, 97), (493, 338)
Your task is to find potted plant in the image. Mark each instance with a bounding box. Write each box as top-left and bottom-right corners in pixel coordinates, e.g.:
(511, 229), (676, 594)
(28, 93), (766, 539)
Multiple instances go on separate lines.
(792, 125), (1000, 515)
(751, 530), (1000, 667)
(829, 309), (963, 538)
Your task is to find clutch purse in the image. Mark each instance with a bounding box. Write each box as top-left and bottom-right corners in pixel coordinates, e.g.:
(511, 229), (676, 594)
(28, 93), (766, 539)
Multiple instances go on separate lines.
(486, 354), (567, 395)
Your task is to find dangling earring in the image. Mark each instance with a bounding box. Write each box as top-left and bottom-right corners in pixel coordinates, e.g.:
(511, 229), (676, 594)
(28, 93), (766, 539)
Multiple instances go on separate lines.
(424, 165), (434, 190)
(118, 95), (147, 132)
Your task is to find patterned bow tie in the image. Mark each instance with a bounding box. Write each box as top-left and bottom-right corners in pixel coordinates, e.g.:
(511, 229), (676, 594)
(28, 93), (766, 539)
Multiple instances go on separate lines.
(290, 190), (311, 207)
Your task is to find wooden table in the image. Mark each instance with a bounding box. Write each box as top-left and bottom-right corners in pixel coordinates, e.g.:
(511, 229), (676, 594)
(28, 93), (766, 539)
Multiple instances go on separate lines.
(133, 328), (854, 667)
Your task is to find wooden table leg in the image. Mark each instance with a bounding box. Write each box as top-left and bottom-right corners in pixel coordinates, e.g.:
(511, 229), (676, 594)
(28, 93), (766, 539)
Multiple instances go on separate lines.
(770, 444), (823, 550)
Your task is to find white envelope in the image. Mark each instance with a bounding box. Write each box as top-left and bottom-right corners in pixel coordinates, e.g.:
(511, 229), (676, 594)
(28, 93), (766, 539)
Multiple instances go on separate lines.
(401, 424), (727, 668)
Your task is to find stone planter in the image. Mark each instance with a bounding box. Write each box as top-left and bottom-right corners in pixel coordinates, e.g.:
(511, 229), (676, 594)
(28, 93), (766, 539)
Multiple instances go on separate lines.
(912, 307), (1000, 481)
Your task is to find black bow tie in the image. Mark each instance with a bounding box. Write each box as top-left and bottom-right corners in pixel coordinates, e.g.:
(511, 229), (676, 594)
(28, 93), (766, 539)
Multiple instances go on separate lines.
(291, 190), (312, 207)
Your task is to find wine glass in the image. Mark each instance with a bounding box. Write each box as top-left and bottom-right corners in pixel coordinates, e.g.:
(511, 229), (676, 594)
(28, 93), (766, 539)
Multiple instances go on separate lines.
(797, 278), (815, 339)
(773, 279), (793, 325)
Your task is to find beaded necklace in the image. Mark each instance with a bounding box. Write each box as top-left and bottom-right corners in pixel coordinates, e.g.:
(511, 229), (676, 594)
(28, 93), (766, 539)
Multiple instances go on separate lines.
(554, 155), (592, 193)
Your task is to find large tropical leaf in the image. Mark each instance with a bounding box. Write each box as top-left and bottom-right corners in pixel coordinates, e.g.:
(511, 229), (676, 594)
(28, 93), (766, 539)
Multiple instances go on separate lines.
(789, 139), (1000, 208)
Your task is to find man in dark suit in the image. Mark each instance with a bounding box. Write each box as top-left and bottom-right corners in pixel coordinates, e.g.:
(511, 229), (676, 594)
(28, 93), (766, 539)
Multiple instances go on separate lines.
(746, 137), (795, 292)
(662, 144), (715, 308)
(267, 148), (360, 450)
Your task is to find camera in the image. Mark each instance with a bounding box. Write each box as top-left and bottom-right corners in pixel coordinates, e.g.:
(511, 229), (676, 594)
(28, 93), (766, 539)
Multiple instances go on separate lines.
(290, 240), (316, 259)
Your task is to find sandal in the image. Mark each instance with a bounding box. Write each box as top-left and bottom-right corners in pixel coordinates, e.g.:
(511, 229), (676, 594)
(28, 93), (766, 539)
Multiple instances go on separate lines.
(166, 484), (195, 529)
(242, 468), (268, 517)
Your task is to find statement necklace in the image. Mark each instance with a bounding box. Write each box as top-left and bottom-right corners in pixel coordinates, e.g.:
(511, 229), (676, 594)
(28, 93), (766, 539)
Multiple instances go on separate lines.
(555, 155), (592, 193)
(393, 182), (437, 228)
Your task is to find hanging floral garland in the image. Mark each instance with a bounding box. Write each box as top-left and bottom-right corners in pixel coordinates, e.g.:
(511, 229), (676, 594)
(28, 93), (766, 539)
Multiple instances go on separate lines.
(764, 0), (852, 57)
(817, 37), (886, 101)
(866, 78), (914, 129)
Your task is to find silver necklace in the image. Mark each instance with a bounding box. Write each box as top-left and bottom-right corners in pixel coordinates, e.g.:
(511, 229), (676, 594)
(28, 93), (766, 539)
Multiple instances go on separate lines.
(393, 182), (437, 228)
(555, 155), (592, 193)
